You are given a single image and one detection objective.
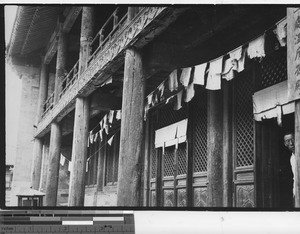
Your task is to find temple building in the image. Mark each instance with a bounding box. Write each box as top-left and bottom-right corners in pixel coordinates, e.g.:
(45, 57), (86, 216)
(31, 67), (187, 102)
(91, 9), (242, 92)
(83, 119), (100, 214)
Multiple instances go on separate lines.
(6, 5), (300, 208)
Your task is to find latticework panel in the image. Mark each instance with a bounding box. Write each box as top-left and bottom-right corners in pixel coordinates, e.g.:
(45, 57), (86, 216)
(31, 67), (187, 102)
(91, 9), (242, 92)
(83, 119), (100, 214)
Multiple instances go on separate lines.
(257, 48), (287, 90)
(158, 102), (188, 129)
(177, 143), (187, 176)
(235, 73), (254, 167)
(163, 146), (175, 177)
(150, 120), (157, 179)
(163, 189), (174, 207)
(177, 188), (187, 207)
(193, 88), (207, 172)
(106, 145), (114, 183)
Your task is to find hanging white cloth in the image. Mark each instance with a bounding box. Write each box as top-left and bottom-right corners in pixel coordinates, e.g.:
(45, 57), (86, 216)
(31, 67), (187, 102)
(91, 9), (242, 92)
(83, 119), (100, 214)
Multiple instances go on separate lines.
(116, 110), (121, 120)
(158, 82), (165, 99)
(108, 110), (114, 124)
(108, 135), (115, 146)
(194, 63), (207, 85)
(206, 57), (222, 90)
(168, 69), (178, 92)
(93, 132), (99, 142)
(60, 154), (65, 166)
(103, 115), (109, 135)
(174, 90), (183, 110)
(99, 129), (104, 142)
(144, 104), (149, 121)
(247, 34), (265, 59)
(184, 83), (195, 103)
(274, 18), (287, 47)
(180, 67), (192, 87)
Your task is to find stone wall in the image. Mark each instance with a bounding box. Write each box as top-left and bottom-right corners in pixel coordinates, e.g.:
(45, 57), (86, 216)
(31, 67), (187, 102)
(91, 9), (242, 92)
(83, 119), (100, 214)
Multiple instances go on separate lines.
(9, 65), (41, 206)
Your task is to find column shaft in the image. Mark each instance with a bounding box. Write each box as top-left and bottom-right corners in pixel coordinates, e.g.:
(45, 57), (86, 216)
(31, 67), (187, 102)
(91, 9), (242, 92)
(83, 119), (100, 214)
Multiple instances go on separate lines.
(117, 48), (145, 206)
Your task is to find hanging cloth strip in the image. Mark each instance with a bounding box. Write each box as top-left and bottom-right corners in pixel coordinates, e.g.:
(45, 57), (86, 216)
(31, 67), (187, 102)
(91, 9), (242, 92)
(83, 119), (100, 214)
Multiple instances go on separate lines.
(60, 154), (65, 166)
(93, 132), (99, 143)
(206, 57), (223, 90)
(168, 69), (178, 92)
(174, 90), (183, 110)
(194, 63), (207, 85)
(103, 115), (109, 135)
(274, 18), (287, 47)
(99, 129), (104, 142)
(180, 67), (192, 87)
(247, 34), (265, 59)
(116, 110), (121, 120)
(184, 83), (195, 103)
(108, 135), (115, 146)
(108, 110), (114, 124)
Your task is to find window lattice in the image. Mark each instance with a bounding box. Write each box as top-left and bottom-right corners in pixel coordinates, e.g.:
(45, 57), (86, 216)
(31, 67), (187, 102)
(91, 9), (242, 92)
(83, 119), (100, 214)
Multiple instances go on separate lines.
(235, 73), (254, 167)
(150, 137), (157, 179)
(193, 89), (207, 172)
(164, 146), (175, 177)
(158, 102), (187, 129)
(177, 143), (187, 176)
(258, 48), (287, 90)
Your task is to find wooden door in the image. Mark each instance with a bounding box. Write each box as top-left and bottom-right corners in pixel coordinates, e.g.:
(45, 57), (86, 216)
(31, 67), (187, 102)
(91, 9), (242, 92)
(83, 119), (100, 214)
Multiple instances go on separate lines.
(232, 70), (255, 207)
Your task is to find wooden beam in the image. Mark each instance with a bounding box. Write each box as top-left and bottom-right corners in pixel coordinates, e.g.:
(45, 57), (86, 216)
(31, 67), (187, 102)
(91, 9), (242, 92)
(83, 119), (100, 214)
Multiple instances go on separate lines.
(62, 7), (82, 33)
(207, 90), (223, 207)
(43, 24), (59, 65)
(36, 62), (49, 122)
(117, 48), (145, 206)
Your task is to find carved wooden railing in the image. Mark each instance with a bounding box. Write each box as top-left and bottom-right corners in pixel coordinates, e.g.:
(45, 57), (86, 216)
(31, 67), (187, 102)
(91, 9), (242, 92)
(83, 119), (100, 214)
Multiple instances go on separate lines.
(35, 7), (178, 137)
(88, 7), (129, 65)
(42, 92), (54, 118)
(59, 60), (79, 99)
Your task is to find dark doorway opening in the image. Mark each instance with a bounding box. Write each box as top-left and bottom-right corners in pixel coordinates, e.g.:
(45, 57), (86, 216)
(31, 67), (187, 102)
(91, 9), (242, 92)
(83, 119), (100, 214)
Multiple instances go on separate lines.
(256, 113), (294, 209)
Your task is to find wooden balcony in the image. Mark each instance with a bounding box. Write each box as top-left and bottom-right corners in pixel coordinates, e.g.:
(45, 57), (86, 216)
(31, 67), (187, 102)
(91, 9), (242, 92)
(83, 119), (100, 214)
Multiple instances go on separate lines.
(35, 7), (186, 137)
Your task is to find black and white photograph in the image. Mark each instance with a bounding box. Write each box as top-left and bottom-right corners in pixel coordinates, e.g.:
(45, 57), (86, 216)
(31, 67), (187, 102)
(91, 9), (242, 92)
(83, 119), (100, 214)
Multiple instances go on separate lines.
(3, 4), (300, 211)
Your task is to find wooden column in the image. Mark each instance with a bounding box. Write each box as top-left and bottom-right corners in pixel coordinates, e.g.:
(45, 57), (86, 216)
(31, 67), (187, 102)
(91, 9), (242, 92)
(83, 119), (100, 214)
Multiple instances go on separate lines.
(31, 139), (43, 190)
(45, 27), (67, 206)
(45, 122), (62, 206)
(53, 30), (67, 104)
(79, 7), (94, 74)
(207, 90), (223, 207)
(31, 62), (49, 190)
(69, 97), (90, 206)
(222, 81), (233, 207)
(295, 100), (300, 207)
(68, 7), (94, 206)
(37, 62), (49, 120)
(117, 48), (145, 206)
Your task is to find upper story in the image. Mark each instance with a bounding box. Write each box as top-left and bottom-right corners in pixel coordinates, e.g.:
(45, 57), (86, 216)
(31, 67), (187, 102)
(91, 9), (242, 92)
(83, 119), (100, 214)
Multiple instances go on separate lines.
(7, 5), (287, 139)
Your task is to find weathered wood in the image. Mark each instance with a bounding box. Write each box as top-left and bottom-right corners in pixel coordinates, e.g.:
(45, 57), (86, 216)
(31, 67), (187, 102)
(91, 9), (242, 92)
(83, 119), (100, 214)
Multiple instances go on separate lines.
(45, 122), (62, 206)
(143, 116), (150, 206)
(117, 48), (145, 206)
(31, 138), (43, 190)
(295, 100), (300, 207)
(127, 7), (140, 21)
(222, 81), (233, 207)
(207, 90), (223, 207)
(68, 97), (90, 206)
(96, 134), (107, 191)
(63, 7), (82, 33)
(43, 27), (59, 65)
(36, 62), (49, 122)
(34, 7), (183, 138)
(53, 30), (68, 104)
(79, 7), (94, 74)
(68, 7), (95, 207)
(287, 8), (300, 101)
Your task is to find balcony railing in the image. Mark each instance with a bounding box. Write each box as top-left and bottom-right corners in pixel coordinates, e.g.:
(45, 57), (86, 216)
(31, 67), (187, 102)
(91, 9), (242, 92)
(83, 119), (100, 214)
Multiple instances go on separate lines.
(59, 60), (79, 99)
(42, 92), (54, 118)
(88, 7), (128, 65)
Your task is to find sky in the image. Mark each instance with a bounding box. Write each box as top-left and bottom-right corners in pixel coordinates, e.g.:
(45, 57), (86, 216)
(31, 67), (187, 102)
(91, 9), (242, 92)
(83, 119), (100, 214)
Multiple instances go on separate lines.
(5, 6), (21, 165)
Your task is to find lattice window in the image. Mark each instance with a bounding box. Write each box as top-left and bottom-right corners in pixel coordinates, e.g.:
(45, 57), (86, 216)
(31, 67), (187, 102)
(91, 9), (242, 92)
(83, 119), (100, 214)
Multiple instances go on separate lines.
(150, 145), (157, 179)
(163, 146), (175, 177)
(177, 143), (187, 176)
(235, 73), (254, 167)
(257, 48), (287, 90)
(158, 102), (188, 129)
(193, 88), (207, 172)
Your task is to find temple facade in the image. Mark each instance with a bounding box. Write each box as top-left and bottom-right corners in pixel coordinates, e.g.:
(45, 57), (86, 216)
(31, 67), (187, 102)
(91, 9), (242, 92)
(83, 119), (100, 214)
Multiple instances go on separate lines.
(6, 5), (300, 208)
